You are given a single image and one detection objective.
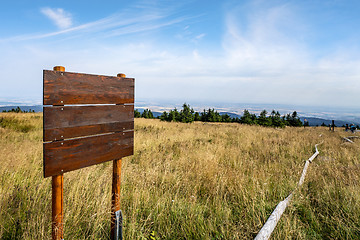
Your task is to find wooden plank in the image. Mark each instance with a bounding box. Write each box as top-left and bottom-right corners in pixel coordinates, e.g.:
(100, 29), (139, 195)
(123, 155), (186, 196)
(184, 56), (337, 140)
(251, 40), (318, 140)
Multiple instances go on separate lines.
(44, 105), (134, 141)
(44, 131), (133, 178)
(45, 121), (133, 142)
(43, 70), (134, 105)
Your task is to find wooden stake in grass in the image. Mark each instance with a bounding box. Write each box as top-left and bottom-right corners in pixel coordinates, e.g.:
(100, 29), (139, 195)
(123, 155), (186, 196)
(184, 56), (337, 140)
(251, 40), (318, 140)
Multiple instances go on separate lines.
(52, 174), (63, 240)
(52, 66), (65, 240)
(111, 158), (122, 239)
(111, 72), (127, 240)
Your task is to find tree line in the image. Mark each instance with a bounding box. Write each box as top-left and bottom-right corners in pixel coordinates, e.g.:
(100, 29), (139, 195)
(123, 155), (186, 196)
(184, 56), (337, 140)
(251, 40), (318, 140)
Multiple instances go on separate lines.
(2, 106), (35, 113)
(135, 103), (304, 127)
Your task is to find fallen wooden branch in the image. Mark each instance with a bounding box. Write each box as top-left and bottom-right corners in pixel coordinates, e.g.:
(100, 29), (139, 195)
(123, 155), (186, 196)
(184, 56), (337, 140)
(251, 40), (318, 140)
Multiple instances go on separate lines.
(254, 143), (322, 240)
(343, 137), (354, 143)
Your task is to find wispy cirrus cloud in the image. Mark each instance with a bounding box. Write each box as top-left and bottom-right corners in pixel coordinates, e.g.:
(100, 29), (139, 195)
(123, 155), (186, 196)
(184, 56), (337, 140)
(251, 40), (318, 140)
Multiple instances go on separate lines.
(41, 7), (73, 29)
(222, 2), (308, 76)
(1, 8), (188, 42)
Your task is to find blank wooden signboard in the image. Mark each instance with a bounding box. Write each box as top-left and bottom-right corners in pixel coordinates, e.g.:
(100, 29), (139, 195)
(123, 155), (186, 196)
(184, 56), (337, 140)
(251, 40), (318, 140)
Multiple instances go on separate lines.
(43, 70), (134, 178)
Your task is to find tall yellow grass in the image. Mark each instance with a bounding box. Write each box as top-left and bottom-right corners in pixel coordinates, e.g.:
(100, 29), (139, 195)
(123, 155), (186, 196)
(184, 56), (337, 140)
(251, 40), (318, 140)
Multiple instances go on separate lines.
(0, 113), (359, 239)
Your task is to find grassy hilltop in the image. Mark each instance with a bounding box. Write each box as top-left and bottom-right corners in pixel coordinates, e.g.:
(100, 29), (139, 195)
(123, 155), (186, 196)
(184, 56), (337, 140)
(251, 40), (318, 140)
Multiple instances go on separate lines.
(0, 113), (359, 239)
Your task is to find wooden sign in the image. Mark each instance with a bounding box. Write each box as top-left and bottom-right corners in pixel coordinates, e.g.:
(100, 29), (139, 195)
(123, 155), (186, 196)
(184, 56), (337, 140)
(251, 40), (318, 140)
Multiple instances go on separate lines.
(43, 69), (134, 178)
(43, 66), (134, 240)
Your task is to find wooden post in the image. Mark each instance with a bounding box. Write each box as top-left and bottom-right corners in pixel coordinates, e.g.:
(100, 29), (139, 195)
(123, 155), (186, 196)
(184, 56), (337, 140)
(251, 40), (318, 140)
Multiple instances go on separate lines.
(52, 174), (64, 240)
(111, 72), (126, 239)
(111, 158), (122, 239)
(52, 66), (65, 240)
(53, 66), (65, 72)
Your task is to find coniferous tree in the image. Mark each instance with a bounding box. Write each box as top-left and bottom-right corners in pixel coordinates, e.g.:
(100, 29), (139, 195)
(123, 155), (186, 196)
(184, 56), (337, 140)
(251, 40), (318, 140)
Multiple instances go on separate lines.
(179, 103), (194, 123)
(148, 109), (154, 119)
(232, 117), (241, 123)
(194, 112), (201, 121)
(158, 103), (304, 128)
(270, 110), (284, 128)
(141, 109), (154, 119)
(134, 109), (141, 118)
(200, 109), (207, 122)
(291, 111), (303, 127)
(141, 109), (147, 118)
(284, 111), (302, 127)
(166, 108), (180, 122)
(221, 114), (232, 122)
(240, 109), (253, 125)
(258, 110), (271, 126)
(160, 111), (168, 121)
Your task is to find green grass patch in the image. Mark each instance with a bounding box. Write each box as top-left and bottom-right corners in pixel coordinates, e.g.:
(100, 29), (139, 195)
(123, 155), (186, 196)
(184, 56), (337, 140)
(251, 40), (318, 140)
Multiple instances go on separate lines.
(0, 117), (35, 133)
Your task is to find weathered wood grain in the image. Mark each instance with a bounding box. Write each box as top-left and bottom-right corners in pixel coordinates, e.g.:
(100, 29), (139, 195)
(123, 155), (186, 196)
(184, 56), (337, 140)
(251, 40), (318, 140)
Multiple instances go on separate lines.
(44, 131), (134, 178)
(43, 70), (134, 105)
(44, 105), (134, 141)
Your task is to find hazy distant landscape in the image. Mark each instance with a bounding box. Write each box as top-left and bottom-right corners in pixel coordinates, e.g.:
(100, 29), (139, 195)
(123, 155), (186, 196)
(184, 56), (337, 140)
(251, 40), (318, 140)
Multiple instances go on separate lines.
(134, 99), (360, 126)
(2, 99), (360, 127)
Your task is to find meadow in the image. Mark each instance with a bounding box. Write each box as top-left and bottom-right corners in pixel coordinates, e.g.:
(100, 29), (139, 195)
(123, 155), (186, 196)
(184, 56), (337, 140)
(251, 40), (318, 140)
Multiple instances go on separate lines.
(0, 113), (359, 239)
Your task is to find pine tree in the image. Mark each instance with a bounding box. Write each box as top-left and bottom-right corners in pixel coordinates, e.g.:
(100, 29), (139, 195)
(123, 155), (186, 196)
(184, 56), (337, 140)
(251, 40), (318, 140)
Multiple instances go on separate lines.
(160, 111), (168, 121)
(179, 103), (194, 123)
(258, 110), (271, 126)
(240, 109), (253, 125)
(134, 109), (141, 118)
(221, 114), (232, 122)
(270, 110), (284, 128)
(141, 109), (154, 119)
(194, 112), (201, 121)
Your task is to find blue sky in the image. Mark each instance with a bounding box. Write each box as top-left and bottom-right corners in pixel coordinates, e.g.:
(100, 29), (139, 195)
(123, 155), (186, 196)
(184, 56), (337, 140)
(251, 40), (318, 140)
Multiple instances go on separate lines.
(1, 0), (360, 108)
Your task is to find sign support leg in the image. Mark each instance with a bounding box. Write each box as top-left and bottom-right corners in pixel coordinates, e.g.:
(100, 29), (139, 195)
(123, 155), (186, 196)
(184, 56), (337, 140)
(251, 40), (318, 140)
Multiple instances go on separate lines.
(111, 158), (122, 240)
(52, 174), (64, 240)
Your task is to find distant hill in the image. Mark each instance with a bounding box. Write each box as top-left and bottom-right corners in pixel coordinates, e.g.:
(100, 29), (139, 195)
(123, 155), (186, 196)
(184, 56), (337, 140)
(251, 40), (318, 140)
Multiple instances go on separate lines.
(151, 111), (162, 118)
(219, 112), (241, 119)
(0, 105), (42, 112)
(300, 117), (360, 127)
(136, 108), (162, 118)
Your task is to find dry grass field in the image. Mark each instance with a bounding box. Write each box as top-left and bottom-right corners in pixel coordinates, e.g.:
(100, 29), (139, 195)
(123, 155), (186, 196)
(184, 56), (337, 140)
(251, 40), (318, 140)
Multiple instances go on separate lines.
(0, 113), (359, 239)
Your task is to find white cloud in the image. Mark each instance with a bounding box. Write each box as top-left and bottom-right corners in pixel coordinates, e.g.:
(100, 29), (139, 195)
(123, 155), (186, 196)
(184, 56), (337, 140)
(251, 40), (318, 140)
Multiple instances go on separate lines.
(222, 3), (309, 75)
(195, 33), (205, 39)
(191, 33), (205, 43)
(217, 2), (360, 107)
(41, 7), (72, 29)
